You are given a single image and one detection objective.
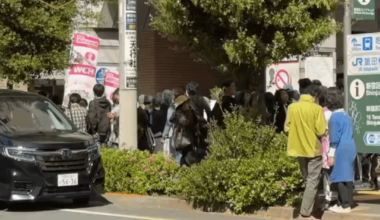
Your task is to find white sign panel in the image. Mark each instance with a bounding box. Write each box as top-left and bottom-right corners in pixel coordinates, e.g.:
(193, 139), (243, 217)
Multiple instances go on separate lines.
(347, 33), (380, 54)
(125, 30), (137, 77)
(348, 54), (380, 75)
(305, 57), (334, 88)
(125, 0), (137, 78)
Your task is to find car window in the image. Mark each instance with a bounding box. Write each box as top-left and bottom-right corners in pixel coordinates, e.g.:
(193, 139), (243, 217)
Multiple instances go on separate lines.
(0, 96), (74, 133)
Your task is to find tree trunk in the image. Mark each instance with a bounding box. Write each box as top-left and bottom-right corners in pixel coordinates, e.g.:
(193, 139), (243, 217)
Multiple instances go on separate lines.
(248, 66), (266, 93)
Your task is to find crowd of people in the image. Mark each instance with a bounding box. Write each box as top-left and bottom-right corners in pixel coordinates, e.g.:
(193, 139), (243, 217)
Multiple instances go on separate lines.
(40, 84), (120, 148)
(39, 77), (355, 218)
(136, 78), (356, 219)
(281, 79), (356, 218)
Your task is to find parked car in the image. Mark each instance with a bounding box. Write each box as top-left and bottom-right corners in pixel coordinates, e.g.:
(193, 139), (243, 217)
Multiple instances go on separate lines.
(0, 90), (104, 205)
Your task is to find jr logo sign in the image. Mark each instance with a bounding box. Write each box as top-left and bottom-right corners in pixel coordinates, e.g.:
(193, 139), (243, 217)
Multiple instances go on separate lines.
(39, 0), (75, 9)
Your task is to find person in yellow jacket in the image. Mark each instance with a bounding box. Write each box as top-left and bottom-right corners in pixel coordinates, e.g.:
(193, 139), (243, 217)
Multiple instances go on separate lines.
(285, 84), (326, 220)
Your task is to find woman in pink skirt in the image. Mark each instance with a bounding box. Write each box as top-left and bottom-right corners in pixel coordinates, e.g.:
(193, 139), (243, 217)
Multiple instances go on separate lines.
(319, 87), (333, 208)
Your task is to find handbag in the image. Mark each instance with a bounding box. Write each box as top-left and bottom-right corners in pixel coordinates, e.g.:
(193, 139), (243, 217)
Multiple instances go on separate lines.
(173, 126), (193, 151)
(146, 127), (156, 152)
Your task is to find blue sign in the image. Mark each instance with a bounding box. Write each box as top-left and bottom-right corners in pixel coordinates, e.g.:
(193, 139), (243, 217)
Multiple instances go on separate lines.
(350, 37), (362, 52)
(348, 55), (380, 74)
(352, 38), (358, 45)
(352, 57), (363, 66)
(95, 68), (108, 85)
(363, 37), (373, 51)
(347, 34), (380, 54)
(368, 134), (376, 144)
(363, 132), (380, 146)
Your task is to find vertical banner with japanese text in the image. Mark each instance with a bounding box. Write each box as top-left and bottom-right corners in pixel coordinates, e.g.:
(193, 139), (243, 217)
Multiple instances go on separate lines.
(347, 33), (380, 153)
(105, 70), (120, 103)
(125, 0), (137, 89)
(63, 33), (100, 107)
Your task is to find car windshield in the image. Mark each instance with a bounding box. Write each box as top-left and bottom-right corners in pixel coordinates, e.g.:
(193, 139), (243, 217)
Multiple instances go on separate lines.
(0, 96), (74, 133)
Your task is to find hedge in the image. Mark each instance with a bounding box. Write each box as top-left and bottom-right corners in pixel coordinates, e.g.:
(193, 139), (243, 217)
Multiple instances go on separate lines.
(101, 148), (179, 195)
(101, 110), (303, 214)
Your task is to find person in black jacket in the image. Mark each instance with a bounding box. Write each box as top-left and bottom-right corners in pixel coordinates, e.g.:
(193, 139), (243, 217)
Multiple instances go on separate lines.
(186, 81), (211, 160)
(264, 92), (275, 125)
(273, 89), (289, 133)
(171, 95), (199, 166)
(137, 95), (150, 151)
(150, 97), (166, 153)
(88, 84), (112, 144)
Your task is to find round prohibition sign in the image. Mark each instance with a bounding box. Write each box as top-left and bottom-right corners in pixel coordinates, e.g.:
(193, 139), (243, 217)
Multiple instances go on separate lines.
(274, 69), (290, 89)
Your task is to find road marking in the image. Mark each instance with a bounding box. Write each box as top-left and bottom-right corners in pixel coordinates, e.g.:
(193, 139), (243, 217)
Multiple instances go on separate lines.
(60, 209), (177, 220)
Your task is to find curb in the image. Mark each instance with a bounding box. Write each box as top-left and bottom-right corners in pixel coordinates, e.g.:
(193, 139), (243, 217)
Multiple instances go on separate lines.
(104, 193), (380, 220)
(105, 193), (145, 197)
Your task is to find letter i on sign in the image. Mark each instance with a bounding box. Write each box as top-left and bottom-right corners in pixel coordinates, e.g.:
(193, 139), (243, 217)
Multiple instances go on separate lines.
(356, 82), (359, 97)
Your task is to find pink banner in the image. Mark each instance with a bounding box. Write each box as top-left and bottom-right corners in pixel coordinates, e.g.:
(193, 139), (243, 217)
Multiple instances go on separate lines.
(63, 33), (101, 108)
(69, 64), (96, 77)
(105, 71), (120, 88)
(105, 71), (120, 102)
(73, 33), (100, 50)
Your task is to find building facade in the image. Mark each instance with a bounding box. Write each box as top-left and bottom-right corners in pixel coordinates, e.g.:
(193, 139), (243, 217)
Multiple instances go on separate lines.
(31, 1), (380, 98)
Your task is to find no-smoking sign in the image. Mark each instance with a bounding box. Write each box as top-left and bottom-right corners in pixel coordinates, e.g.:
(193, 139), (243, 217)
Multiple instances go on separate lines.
(274, 69), (290, 89)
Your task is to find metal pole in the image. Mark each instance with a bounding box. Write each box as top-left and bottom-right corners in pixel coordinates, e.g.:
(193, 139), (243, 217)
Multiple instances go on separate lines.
(118, 0), (138, 150)
(343, 0), (352, 111)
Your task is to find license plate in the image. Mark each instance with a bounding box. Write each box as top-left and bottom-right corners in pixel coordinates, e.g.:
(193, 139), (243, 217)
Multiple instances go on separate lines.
(58, 173), (78, 187)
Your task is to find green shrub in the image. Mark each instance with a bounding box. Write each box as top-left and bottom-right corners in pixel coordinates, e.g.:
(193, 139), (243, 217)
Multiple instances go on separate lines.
(176, 110), (303, 213)
(101, 148), (180, 195)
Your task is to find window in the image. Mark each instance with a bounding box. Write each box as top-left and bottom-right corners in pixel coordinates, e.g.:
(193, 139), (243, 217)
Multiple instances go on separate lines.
(0, 96), (74, 133)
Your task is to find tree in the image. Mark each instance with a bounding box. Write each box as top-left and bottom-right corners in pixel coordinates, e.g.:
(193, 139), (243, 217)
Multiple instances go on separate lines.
(0, 0), (102, 83)
(149, 0), (342, 89)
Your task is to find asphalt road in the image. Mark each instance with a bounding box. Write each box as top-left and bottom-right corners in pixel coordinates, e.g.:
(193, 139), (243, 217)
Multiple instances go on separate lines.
(0, 196), (267, 220)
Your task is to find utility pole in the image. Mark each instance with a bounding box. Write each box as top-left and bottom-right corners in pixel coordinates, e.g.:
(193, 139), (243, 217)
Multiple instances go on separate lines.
(118, 0), (138, 150)
(343, 0), (351, 111)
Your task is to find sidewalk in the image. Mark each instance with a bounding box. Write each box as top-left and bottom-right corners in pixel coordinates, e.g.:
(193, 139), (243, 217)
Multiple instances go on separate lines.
(104, 192), (380, 220)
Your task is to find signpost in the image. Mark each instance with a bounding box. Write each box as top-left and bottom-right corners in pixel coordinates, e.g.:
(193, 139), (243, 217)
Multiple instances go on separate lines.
(353, 0), (375, 20)
(118, 0), (138, 150)
(347, 33), (380, 153)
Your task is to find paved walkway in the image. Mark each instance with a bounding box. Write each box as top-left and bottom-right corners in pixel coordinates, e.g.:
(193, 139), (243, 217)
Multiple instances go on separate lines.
(3, 192), (380, 220)
(0, 196), (266, 220)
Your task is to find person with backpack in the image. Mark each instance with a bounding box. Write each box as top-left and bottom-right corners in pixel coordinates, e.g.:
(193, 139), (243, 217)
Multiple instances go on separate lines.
(88, 84), (112, 144)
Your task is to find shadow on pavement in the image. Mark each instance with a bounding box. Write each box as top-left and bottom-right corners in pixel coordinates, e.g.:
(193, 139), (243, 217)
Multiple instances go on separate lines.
(354, 193), (380, 204)
(3, 194), (112, 212)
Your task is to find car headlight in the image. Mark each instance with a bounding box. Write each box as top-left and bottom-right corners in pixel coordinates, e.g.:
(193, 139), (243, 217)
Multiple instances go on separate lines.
(3, 147), (36, 162)
(87, 143), (100, 161)
(86, 143), (100, 174)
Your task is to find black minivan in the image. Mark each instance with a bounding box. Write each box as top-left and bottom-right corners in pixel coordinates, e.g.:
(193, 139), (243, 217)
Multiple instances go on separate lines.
(0, 90), (105, 205)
